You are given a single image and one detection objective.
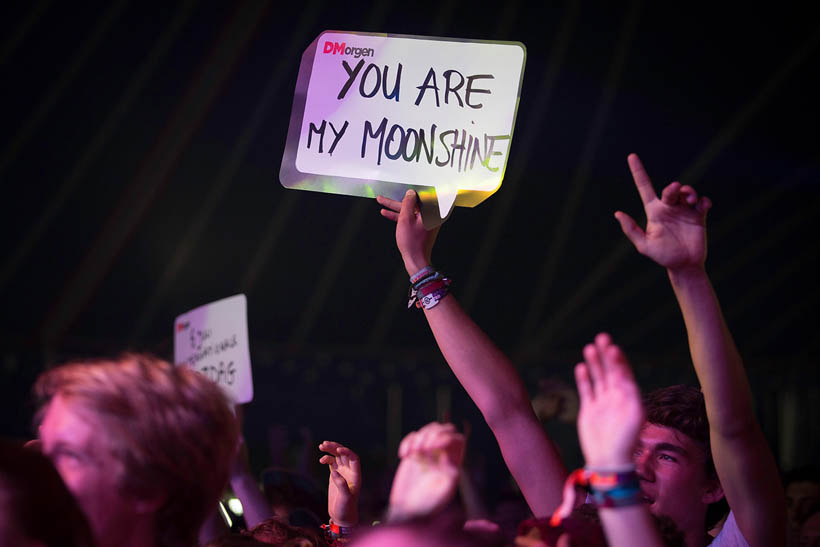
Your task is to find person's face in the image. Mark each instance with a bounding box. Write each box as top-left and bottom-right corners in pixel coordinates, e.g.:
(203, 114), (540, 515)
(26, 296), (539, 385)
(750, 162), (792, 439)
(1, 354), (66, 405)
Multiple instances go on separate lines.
(634, 423), (722, 533)
(786, 480), (820, 526)
(38, 393), (135, 547)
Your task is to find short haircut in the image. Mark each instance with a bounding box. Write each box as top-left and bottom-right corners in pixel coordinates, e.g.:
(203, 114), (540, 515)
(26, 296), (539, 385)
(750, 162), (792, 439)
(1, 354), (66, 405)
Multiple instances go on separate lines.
(35, 353), (238, 547)
(644, 384), (714, 478)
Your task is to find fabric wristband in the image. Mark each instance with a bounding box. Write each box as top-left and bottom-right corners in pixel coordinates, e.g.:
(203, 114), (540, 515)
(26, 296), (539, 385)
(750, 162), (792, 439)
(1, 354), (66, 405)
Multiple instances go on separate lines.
(407, 269), (451, 310)
(549, 467), (642, 526)
(588, 468), (641, 508)
(409, 266), (435, 285)
(321, 522), (356, 537)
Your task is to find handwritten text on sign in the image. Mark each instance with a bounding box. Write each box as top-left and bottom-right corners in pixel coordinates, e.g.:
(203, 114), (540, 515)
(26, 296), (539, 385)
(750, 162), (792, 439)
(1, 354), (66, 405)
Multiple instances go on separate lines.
(280, 31), (526, 226)
(173, 294), (253, 404)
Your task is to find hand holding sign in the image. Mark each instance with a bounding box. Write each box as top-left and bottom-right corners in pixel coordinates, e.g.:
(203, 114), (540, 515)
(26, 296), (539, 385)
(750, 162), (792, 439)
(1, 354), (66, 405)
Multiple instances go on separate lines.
(281, 31), (526, 227)
(377, 190), (439, 276)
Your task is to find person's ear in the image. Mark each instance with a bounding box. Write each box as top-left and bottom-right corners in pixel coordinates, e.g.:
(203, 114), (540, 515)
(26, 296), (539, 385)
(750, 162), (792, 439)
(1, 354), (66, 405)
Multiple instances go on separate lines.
(701, 478), (724, 505)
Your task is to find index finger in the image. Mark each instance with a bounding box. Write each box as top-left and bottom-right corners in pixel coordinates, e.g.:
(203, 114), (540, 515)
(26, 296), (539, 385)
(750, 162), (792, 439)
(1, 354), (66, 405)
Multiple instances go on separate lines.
(376, 195), (402, 212)
(319, 440), (345, 455)
(627, 153), (658, 206)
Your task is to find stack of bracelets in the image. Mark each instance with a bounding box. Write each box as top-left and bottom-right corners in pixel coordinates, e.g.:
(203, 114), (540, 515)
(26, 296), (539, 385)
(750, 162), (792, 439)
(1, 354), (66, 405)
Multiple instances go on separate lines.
(407, 266), (451, 310)
(549, 465), (641, 526)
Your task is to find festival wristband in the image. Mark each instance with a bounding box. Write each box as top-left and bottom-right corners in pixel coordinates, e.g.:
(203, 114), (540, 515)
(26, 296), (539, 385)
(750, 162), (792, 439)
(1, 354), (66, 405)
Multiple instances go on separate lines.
(407, 270), (451, 310)
(409, 266), (435, 285)
(321, 522), (356, 537)
(549, 467), (642, 525)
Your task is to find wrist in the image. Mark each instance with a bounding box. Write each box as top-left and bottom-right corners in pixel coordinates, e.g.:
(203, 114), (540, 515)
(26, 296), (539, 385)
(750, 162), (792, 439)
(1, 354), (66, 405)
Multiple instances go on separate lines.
(584, 455), (634, 469)
(329, 516), (359, 528)
(403, 258), (431, 277)
(229, 468), (254, 486)
(667, 264), (707, 283)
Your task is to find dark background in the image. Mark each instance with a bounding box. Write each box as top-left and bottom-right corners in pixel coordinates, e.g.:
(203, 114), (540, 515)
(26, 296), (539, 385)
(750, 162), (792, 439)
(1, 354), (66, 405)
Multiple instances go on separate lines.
(2, 0), (819, 512)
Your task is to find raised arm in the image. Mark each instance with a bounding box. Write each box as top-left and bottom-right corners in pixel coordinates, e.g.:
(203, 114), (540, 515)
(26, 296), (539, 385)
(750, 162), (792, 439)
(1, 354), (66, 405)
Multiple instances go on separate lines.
(318, 440), (361, 529)
(376, 191), (566, 517)
(575, 333), (663, 547)
(386, 421), (465, 522)
(615, 153), (785, 546)
(229, 434), (272, 529)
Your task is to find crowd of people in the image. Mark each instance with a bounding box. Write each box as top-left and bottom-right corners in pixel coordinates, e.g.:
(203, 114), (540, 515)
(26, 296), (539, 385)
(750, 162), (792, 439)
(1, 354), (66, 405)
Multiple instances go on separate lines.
(1, 154), (815, 546)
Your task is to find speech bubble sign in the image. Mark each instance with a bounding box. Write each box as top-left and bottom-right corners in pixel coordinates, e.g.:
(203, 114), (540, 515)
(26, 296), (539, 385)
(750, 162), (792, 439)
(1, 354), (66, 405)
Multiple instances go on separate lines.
(280, 31), (526, 227)
(173, 294), (253, 404)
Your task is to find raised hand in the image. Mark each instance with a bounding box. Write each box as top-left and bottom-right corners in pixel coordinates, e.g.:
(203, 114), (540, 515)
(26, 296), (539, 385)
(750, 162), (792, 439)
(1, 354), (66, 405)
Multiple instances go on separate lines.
(377, 190), (440, 275)
(615, 153), (712, 271)
(319, 440), (361, 527)
(574, 333), (645, 468)
(387, 422), (466, 522)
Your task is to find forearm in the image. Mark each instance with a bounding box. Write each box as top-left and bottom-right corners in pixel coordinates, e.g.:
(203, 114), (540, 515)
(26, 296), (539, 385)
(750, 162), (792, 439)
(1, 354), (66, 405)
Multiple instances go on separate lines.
(199, 505), (228, 545)
(669, 266), (785, 545)
(667, 266), (755, 435)
(599, 507), (664, 547)
(230, 472), (271, 529)
(422, 294), (566, 515)
(423, 295), (535, 426)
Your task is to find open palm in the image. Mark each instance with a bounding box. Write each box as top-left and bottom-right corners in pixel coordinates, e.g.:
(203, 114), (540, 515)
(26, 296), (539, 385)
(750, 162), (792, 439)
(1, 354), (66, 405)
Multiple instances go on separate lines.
(319, 441), (361, 527)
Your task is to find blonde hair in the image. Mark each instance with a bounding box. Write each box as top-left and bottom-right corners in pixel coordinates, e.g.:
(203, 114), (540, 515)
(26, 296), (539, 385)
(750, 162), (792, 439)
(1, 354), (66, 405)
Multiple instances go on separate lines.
(36, 353), (239, 547)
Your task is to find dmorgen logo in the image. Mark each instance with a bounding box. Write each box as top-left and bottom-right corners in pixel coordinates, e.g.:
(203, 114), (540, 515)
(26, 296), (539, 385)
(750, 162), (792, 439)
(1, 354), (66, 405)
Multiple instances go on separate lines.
(323, 41), (375, 58)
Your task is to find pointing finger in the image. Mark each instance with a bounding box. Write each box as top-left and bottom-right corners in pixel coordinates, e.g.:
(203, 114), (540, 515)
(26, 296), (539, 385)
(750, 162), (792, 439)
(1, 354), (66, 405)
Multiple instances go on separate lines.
(627, 153), (658, 206)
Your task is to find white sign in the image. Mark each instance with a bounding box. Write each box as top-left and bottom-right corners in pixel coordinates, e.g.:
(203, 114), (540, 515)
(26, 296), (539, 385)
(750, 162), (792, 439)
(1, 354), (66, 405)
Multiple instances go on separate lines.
(173, 294), (253, 404)
(280, 31), (526, 227)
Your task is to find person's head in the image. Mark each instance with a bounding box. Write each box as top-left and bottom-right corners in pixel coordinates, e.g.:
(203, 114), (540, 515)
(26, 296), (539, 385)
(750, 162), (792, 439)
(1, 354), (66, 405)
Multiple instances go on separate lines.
(638, 386), (725, 535)
(784, 466), (820, 531)
(35, 353), (239, 547)
(0, 441), (95, 547)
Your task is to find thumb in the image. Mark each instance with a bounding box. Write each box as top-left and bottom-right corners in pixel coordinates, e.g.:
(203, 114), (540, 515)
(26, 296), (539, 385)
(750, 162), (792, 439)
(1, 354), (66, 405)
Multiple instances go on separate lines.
(398, 189), (418, 228)
(614, 211), (646, 252)
(330, 469), (351, 497)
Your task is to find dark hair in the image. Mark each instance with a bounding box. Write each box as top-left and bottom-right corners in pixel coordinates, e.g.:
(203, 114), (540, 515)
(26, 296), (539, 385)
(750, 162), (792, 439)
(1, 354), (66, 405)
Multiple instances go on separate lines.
(644, 385), (713, 478)
(0, 441), (95, 547)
